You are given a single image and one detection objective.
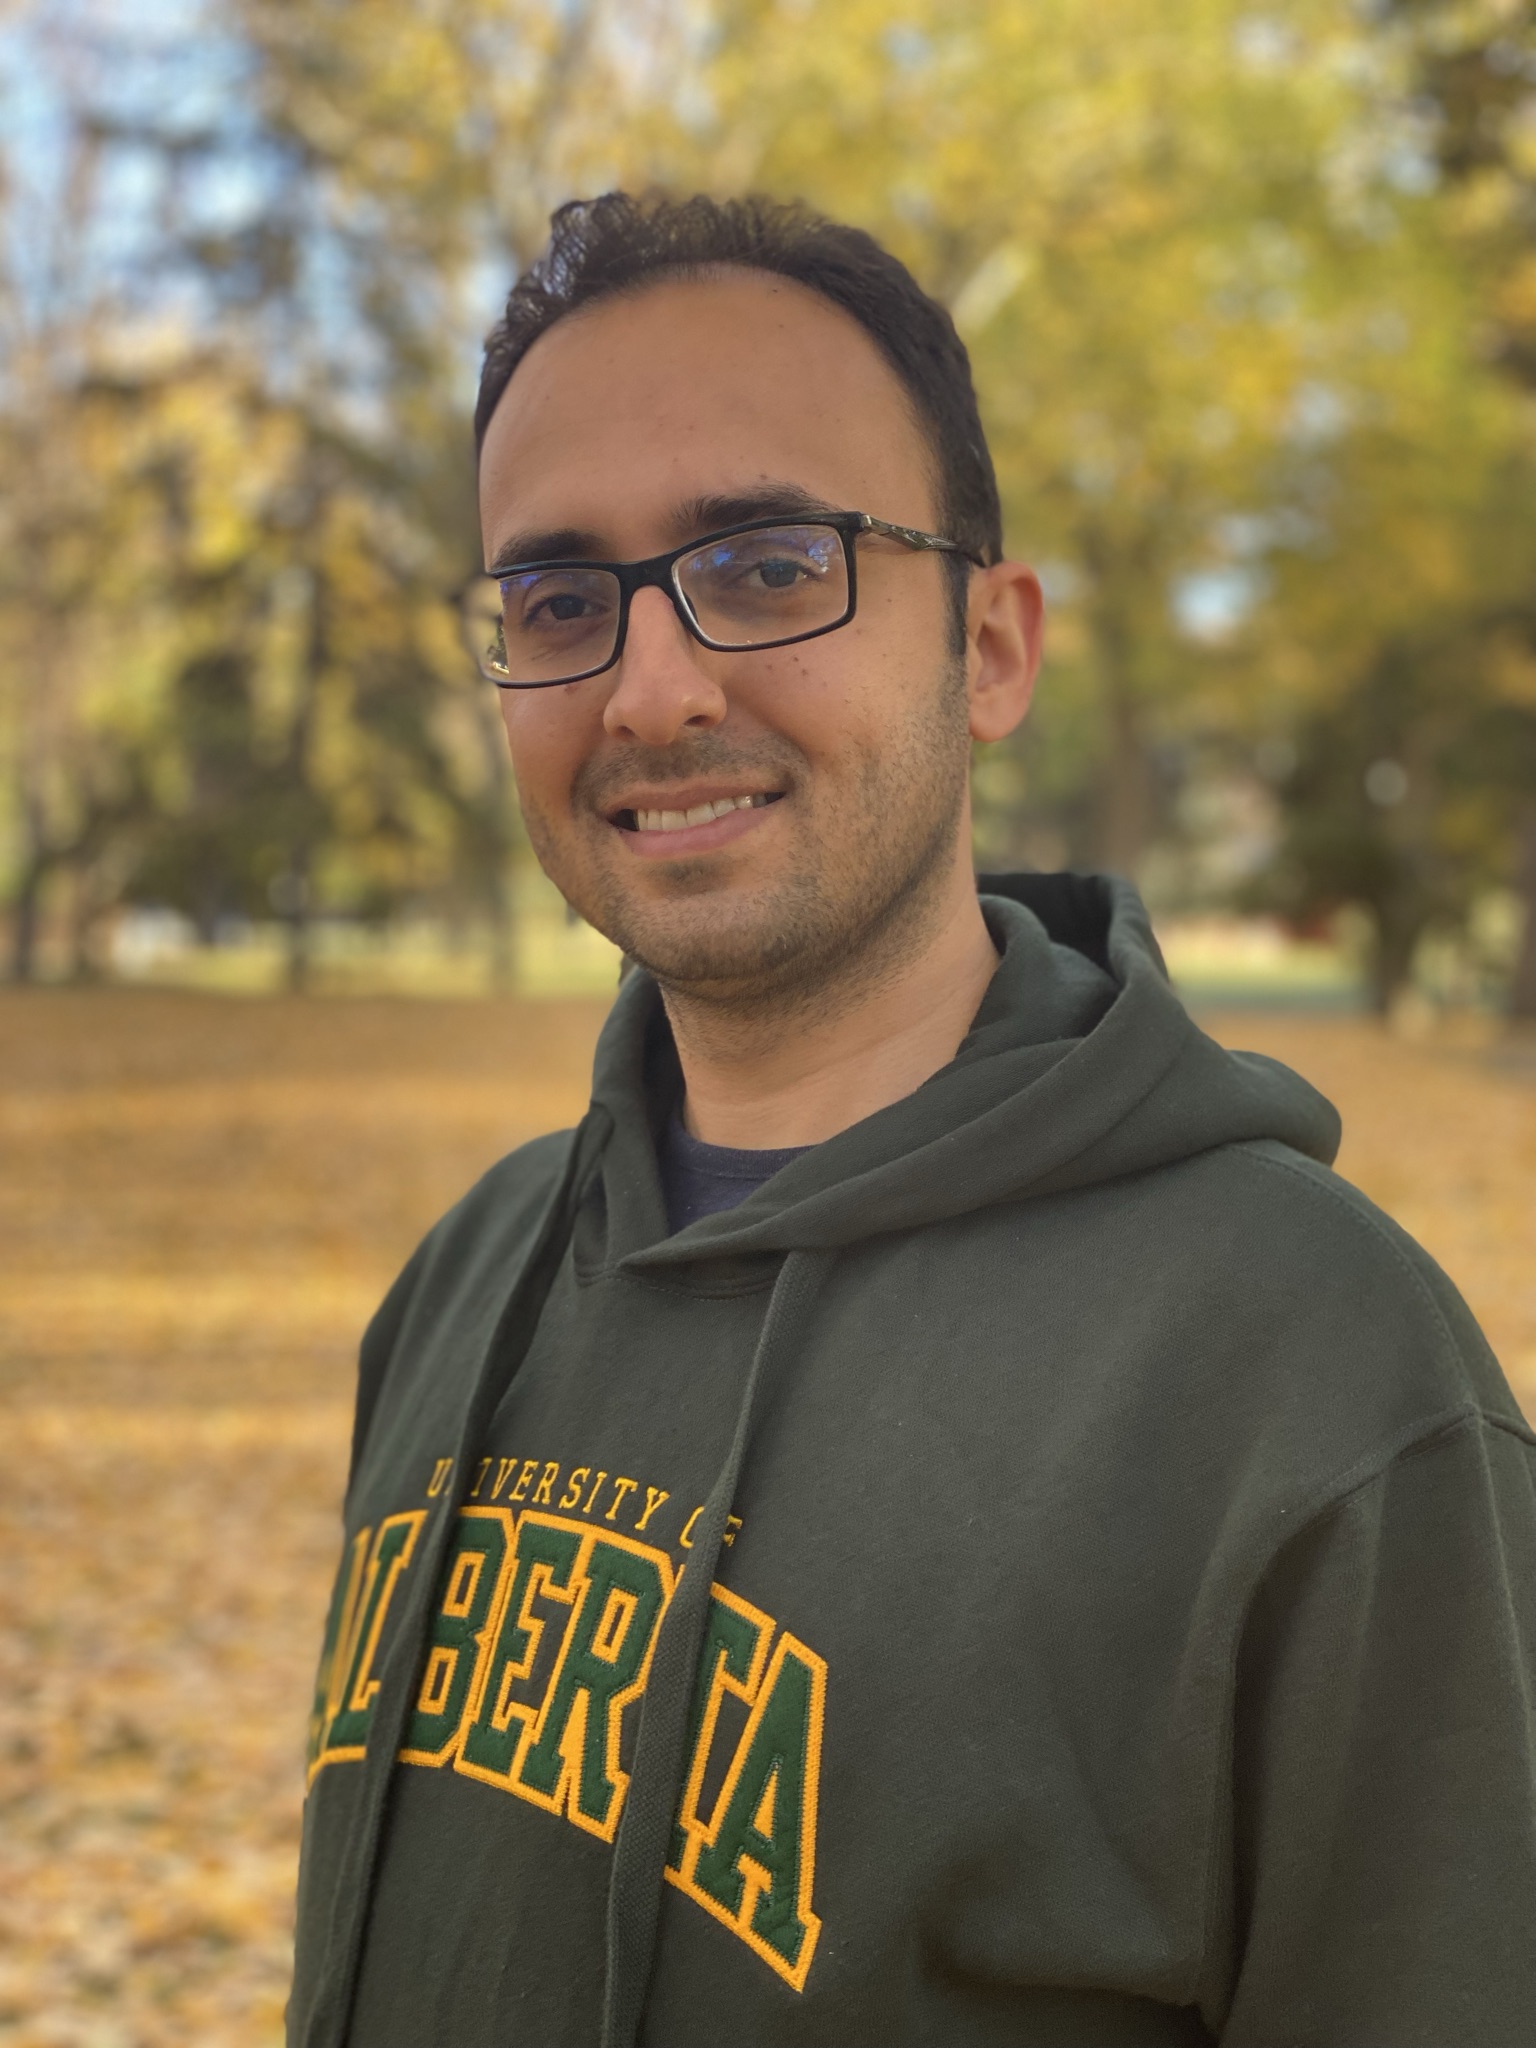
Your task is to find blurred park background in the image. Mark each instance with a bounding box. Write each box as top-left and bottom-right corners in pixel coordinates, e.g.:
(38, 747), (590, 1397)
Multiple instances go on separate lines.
(3, 0), (1536, 2042)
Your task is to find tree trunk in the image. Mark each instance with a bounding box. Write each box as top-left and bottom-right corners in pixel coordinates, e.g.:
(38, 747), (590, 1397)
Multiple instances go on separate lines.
(1092, 682), (1156, 879)
(67, 869), (103, 983)
(1082, 560), (1156, 880)
(7, 778), (53, 983)
(281, 545), (326, 997)
(475, 692), (518, 992)
(1368, 901), (1426, 1017)
(9, 859), (44, 983)
(284, 850), (312, 994)
(1510, 799), (1536, 1021)
(485, 858), (516, 992)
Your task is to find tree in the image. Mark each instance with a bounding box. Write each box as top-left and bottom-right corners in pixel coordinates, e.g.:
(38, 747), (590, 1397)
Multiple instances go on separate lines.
(659, 0), (1416, 877)
(0, 0), (560, 984)
(1395, 0), (1536, 1014)
(6, 0), (1531, 1011)
(1237, 0), (1536, 1012)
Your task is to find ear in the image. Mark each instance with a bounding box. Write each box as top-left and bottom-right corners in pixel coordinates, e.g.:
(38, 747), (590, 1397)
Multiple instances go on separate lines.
(965, 560), (1043, 744)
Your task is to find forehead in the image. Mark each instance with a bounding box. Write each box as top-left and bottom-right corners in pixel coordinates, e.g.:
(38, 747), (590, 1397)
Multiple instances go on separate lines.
(477, 270), (937, 557)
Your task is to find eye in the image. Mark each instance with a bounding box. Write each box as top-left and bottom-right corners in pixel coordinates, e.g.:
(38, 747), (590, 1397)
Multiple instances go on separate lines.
(537, 591), (596, 622)
(501, 574), (612, 632)
(754, 556), (806, 589)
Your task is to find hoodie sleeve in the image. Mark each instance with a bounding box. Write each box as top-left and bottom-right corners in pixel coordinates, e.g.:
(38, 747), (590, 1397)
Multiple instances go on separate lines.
(1220, 1409), (1536, 2047)
(345, 1231), (435, 1501)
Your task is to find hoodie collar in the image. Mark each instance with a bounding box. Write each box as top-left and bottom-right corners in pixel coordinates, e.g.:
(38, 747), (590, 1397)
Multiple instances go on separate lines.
(579, 874), (1340, 1273)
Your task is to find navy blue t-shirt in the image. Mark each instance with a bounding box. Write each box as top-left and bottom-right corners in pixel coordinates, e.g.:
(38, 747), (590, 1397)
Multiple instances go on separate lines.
(657, 1115), (813, 1235)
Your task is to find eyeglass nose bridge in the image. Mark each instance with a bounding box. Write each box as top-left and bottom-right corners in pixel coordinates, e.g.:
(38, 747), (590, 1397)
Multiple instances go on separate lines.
(607, 547), (712, 661)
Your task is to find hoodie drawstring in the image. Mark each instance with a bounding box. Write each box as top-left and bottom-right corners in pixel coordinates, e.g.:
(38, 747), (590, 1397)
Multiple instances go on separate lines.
(297, 1106), (612, 2048)
(599, 1245), (836, 2048)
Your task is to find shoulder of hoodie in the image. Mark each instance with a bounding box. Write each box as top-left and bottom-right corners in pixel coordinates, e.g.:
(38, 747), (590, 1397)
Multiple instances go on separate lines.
(367, 1127), (576, 1348)
(1142, 1131), (1532, 1444)
(346, 1129), (575, 1484)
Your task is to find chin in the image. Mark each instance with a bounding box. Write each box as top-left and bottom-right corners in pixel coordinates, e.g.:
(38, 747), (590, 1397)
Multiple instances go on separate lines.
(611, 918), (797, 993)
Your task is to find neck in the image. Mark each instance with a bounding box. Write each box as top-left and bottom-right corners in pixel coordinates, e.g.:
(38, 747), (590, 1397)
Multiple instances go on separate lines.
(664, 854), (998, 1150)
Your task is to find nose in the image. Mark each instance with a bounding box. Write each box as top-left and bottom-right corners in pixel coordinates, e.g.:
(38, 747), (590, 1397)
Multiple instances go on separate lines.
(602, 586), (727, 746)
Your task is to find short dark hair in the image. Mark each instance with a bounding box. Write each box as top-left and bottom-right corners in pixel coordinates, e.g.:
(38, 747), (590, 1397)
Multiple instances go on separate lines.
(474, 191), (1004, 579)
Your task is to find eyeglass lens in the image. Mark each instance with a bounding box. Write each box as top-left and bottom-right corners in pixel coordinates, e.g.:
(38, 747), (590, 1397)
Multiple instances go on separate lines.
(476, 523), (851, 685)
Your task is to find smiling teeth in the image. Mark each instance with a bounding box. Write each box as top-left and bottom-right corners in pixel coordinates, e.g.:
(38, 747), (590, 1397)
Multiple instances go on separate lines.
(633, 794), (768, 832)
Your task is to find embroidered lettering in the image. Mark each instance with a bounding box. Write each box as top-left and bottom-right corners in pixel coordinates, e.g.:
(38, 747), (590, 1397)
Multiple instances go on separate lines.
(456, 1513), (584, 1785)
(667, 1586), (772, 1874)
(671, 1630), (826, 1991)
(313, 1467), (827, 1995)
(514, 1532), (672, 1838)
(317, 1511), (427, 1763)
(602, 1477), (639, 1522)
(635, 1485), (671, 1534)
(305, 1527), (370, 1781)
(399, 1507), (514, 1768)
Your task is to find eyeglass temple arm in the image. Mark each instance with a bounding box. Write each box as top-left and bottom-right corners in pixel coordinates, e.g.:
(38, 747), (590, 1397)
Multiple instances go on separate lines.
(859, 514), (984, 566)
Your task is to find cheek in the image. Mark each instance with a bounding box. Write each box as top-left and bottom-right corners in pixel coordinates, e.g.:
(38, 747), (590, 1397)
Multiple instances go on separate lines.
(754, 598), (930, 760)
(787, 612), (941, 762)
(499, 692), (589, 815)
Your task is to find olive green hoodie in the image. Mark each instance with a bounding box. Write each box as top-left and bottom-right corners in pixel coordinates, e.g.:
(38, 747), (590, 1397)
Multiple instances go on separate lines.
(289, 873), (1536, 2048)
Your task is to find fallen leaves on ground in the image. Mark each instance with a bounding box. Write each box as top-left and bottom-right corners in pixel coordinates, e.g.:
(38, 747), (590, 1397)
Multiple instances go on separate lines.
(1, 989), (1531, 2046)
(0, 1411), (346, 2048)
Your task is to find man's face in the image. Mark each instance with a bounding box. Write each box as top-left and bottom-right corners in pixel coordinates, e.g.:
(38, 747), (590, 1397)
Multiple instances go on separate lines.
(478, 270), (981, 1003)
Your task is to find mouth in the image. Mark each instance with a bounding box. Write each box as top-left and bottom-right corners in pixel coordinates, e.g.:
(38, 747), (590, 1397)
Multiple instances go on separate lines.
(605, 787), (787, 859)
(609, 791), (784, 833)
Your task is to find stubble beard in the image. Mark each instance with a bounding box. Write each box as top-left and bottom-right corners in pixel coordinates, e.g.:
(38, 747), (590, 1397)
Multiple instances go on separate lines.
(518, 661), (973, 1032)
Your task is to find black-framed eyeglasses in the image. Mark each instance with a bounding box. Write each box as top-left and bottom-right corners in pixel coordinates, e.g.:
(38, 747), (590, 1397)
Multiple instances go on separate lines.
(459, 511), (981, 689)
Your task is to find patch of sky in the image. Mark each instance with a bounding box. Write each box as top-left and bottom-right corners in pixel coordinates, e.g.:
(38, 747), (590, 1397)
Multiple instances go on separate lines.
(1171, 565), (1265, 644)
(0, 27), (71, 311)
(1068, 442), (1122, 499)
(70, 0), (254, 143)
(1034, 560), (1082, 606)
(675, 75), (716, 134)
(180, 152), (271, 238)
(890, 181), (935, 226)
(1213, 506), (1320, 556)
(1, 0), (271, 336)
(1287, 379), (1351, 443)
(1484, 38), (1536, 80)
(952, 245), (1031, 337)
(883, 24), (933, 72)
(1381, 134), (1440, 196)
(1212, 512), (1275, 558)
(458, 251), (516, 399)
(1232, 15), (1297, 71)
(602, 0), (690, 103)
(1365, 306), (1409, 352)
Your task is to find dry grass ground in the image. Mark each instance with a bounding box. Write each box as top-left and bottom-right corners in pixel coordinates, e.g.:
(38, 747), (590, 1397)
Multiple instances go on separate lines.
(2, 988), (1532, 2046)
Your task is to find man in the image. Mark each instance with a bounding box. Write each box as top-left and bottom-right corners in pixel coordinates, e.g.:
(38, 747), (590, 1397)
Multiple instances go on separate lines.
(290, 193), (1536, 2048)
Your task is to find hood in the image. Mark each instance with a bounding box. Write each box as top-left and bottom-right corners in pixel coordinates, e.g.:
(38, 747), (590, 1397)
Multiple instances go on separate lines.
(585, 869), (1341, 1269)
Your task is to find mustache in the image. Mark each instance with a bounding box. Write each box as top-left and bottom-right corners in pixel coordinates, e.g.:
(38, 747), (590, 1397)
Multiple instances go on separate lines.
(574, 735), (805, 811)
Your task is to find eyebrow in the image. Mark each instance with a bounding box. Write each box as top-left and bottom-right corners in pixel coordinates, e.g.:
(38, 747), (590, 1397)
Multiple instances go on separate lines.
(670, 483), (845, 537)
(487, 526), (604, 574)
(486, 482), (848, 574)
